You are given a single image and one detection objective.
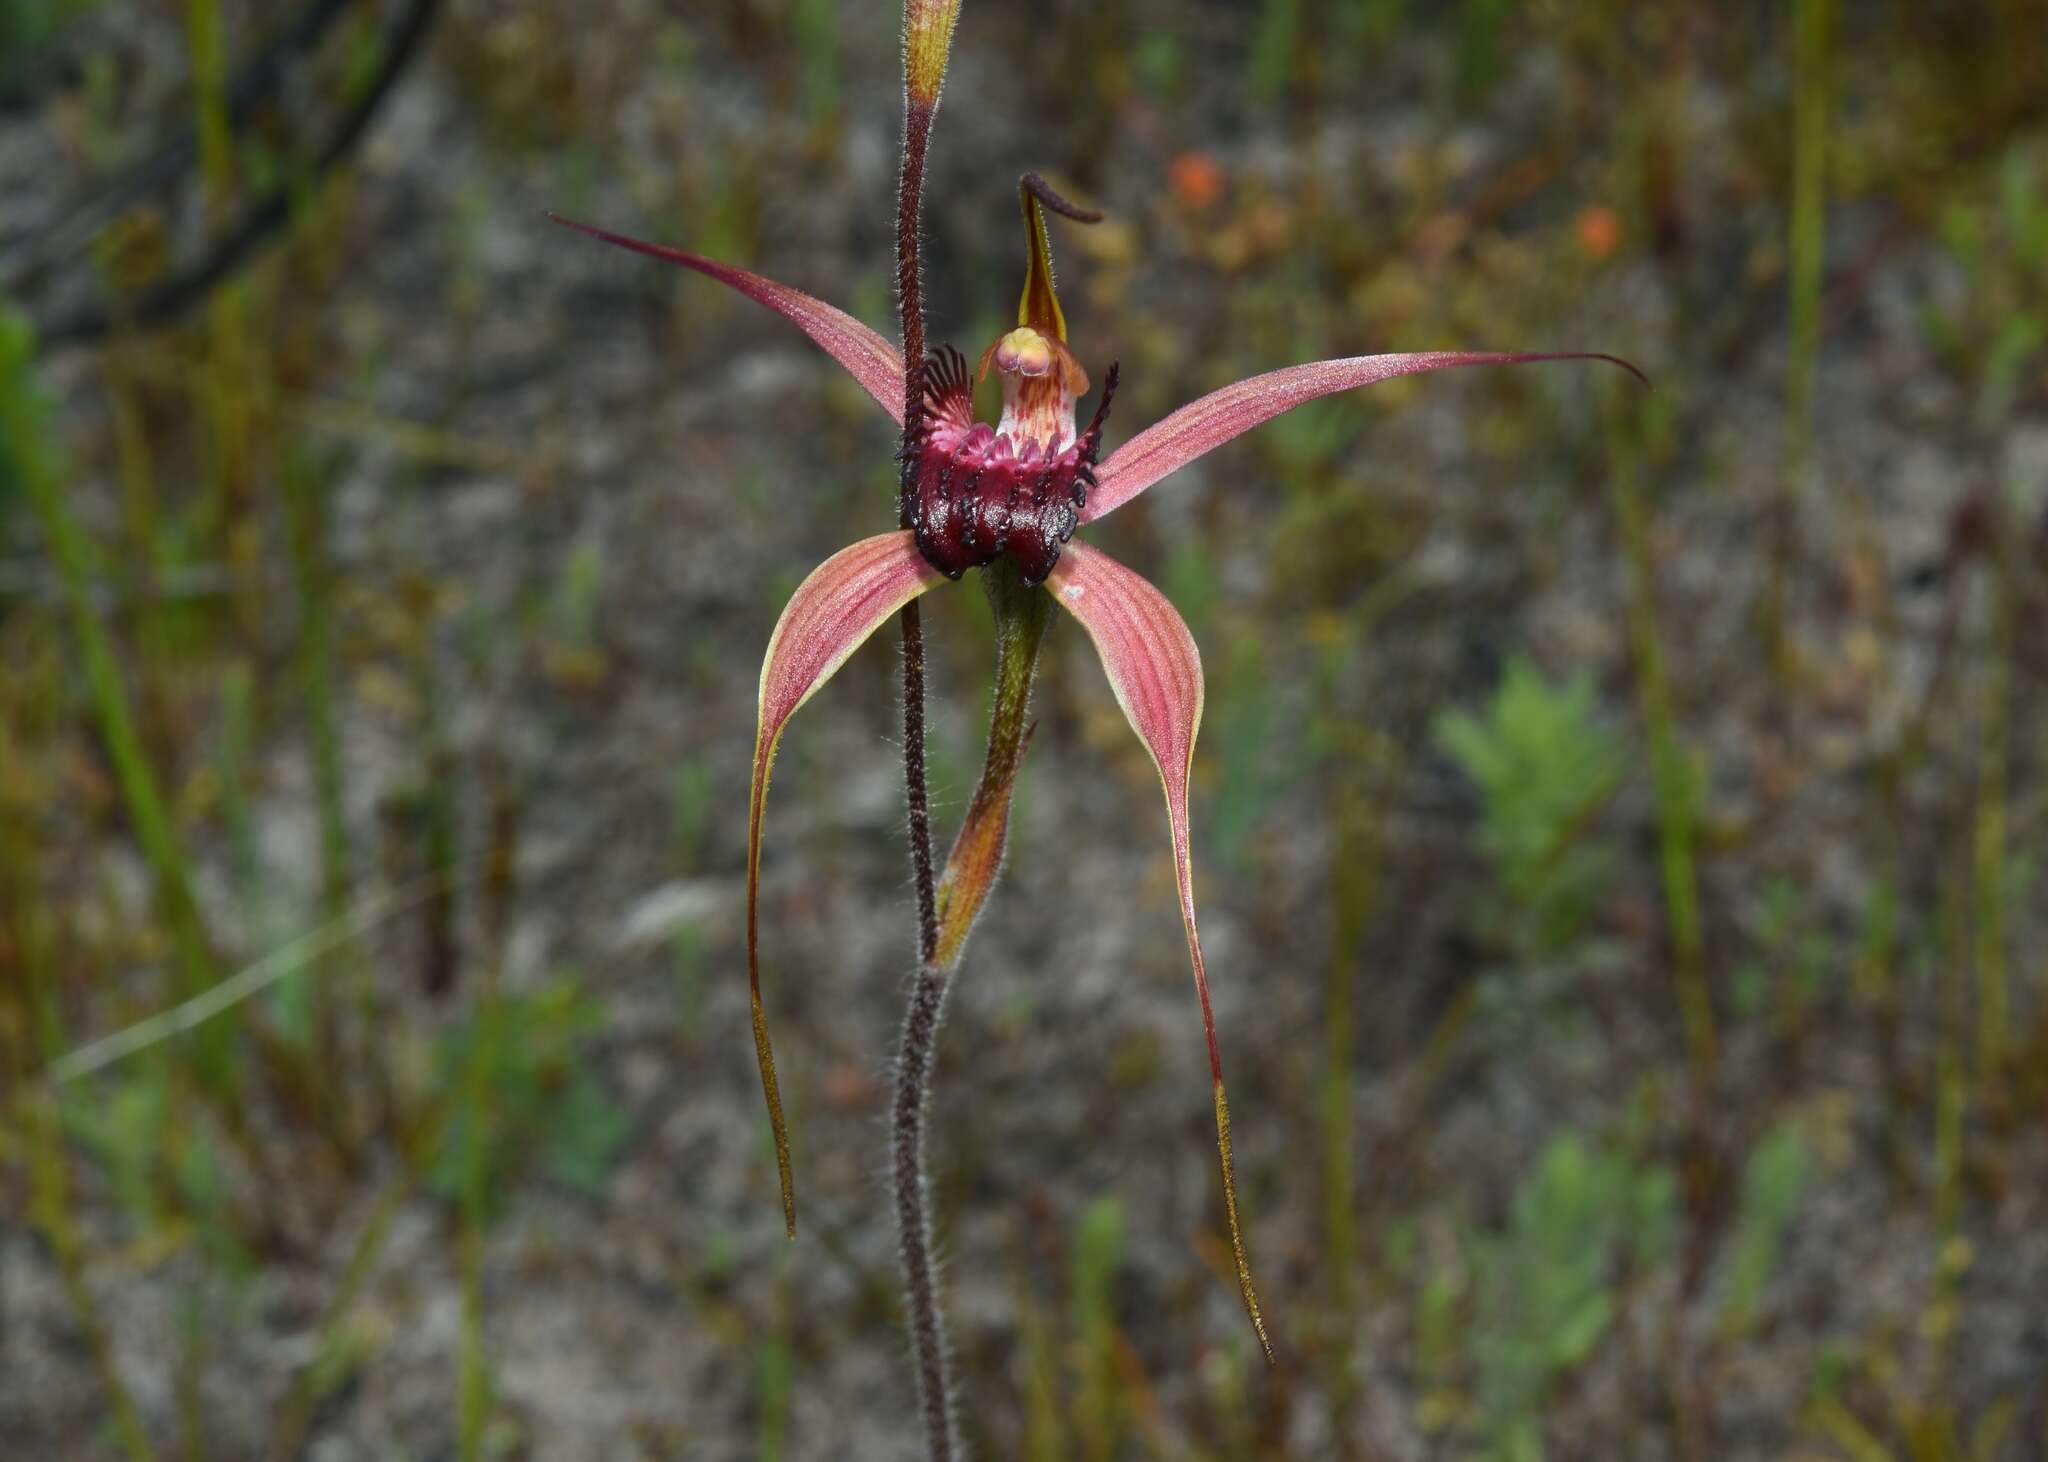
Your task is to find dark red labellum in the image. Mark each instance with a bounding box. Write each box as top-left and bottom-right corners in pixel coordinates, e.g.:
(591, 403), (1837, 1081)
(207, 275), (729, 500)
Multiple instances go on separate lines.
(900, 348), (1117, 586)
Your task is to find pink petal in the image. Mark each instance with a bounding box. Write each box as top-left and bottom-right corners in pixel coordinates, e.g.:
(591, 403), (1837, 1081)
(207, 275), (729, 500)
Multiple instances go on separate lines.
(549, 213), (908, 423)
(1084, 350), (1647, 522)
(748, 532), (946, 1235)
(1044, 541), (1273, 1360)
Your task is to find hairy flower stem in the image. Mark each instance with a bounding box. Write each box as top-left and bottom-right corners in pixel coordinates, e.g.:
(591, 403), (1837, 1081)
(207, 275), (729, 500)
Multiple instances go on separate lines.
(901, 601), (940, 963)
(896, 103), (935, 404)
(894, 961), (959, 1462)
(893, 77), (954, 1459)
(892, 574), (1049, 1462)
(897, 100), (940, 968)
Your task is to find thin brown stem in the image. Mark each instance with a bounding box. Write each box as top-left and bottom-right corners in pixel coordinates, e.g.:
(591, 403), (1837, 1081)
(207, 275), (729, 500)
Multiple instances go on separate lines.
(896, 102), (935, 417)
(901, 600), (939, 963)
(893, 963), (959, 1460)
(893, 80), (956, 1461)
(897, 100), (939, 966)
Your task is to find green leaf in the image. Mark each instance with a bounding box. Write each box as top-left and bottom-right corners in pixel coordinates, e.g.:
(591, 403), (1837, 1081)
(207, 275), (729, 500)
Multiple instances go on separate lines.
(1434, 656), (1626, 953)
(1715, 1120), (1809, 1338)
(540, 1077), (635, 1196)
(1473, 1132), (1672, 1454)
(429, 976), (629, 1217)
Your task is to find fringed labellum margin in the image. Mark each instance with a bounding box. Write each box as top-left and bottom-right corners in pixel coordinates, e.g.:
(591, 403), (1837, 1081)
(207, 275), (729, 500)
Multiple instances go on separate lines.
(899, 174), (1121, 587)
(899, 344), (1116, 584)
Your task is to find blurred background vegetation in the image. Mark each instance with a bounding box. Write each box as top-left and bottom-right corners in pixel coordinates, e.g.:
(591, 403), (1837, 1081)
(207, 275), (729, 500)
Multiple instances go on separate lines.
(2, 0), (2046, 1457)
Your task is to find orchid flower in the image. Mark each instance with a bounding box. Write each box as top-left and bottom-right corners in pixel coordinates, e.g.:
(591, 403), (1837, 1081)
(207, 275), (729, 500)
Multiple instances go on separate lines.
(552, 169), (1638, 1360)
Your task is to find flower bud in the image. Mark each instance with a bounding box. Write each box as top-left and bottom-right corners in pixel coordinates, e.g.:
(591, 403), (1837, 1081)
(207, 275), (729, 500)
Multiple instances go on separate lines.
(903, 0), (963, 108)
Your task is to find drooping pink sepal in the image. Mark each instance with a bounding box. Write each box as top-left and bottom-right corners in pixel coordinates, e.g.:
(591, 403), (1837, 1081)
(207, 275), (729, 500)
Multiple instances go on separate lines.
(1084, 350), (1646, 522)
(1043, 541), (1273, 1360)
(748, 531), (946, 1235)
(549, 213), (909, 423)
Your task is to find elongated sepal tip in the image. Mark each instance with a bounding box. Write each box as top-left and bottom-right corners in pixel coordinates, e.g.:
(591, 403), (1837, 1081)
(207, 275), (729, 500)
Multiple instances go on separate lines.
(1596, 352), (1651, 388)
(1214, 1080), (1275, 1365)
(744, 534), (945, 1244)
(1086, 349), (1654, 526)
(751, 987), (798, 1238)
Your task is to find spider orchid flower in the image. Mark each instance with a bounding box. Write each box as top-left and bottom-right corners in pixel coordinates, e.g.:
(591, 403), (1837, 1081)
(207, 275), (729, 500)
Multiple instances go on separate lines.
(551, 178), (1639, 1358)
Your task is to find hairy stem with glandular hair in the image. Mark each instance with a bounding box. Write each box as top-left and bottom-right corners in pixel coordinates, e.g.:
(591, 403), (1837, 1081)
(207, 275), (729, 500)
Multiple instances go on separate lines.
(897, 563), (1062, 1462)
(901, 600), (940, 963)
(892, 567), (1052, 1462)
(893, 962), (958, 1461)
(896, 39), (941, 976)
(893, 36), (953, 1459)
